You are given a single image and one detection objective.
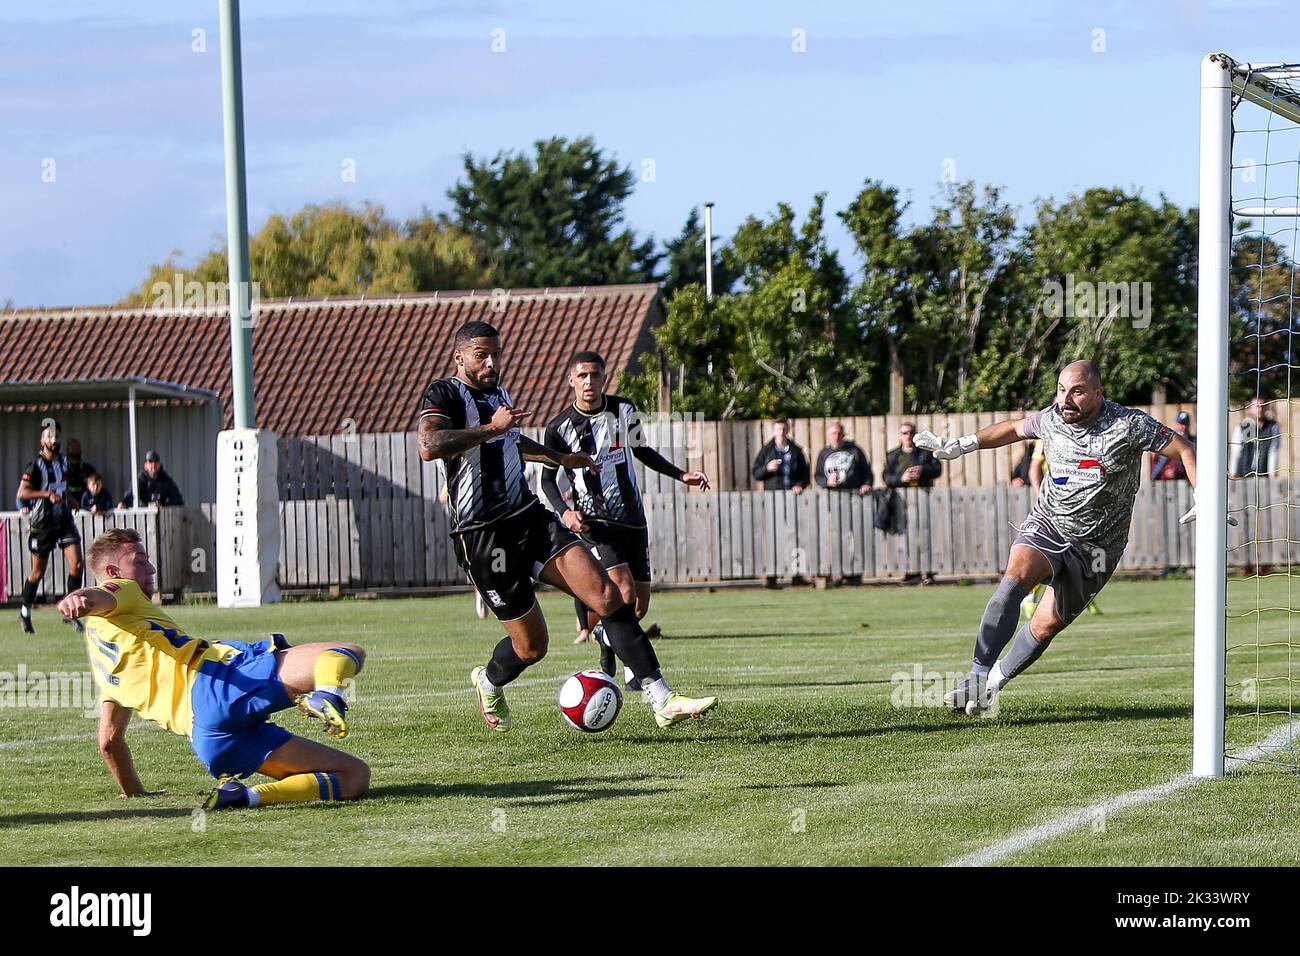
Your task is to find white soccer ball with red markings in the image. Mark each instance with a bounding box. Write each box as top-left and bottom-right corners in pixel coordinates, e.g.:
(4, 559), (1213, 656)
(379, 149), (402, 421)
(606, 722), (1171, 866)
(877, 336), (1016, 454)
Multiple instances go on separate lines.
(557, 669), (623, 732)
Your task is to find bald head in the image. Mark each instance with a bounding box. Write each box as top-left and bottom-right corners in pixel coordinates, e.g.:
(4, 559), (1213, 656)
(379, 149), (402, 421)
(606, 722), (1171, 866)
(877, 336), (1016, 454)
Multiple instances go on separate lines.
(1056, 360), (1104, 425)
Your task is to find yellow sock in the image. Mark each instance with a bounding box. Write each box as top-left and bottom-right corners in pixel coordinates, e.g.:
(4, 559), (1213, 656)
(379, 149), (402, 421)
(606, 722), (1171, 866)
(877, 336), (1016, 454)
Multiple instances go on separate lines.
(252, 771), (342, 805)
(314, 647), (361, 692)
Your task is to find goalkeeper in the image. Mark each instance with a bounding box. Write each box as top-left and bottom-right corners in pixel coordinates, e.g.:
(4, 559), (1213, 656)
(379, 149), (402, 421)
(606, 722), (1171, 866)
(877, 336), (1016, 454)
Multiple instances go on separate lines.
(916, 361), (1216, 714)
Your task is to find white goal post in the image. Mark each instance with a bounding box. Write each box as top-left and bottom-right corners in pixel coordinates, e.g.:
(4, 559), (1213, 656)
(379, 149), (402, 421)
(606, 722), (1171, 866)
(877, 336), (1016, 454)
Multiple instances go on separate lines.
(1196, 54), (1300, 778)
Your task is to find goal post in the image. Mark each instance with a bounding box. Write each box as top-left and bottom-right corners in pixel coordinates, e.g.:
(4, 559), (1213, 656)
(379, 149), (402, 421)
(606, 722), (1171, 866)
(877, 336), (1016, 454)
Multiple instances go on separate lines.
(1196, 54), (1300, 777)
(1194, 53), (1231, 778)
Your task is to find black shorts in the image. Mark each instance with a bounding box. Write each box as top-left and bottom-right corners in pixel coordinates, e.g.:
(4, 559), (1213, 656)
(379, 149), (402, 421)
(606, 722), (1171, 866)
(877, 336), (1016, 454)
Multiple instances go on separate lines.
(28, 522), (80, 558)
(582, 520), (652, 583)
(452, 504), (582, 622)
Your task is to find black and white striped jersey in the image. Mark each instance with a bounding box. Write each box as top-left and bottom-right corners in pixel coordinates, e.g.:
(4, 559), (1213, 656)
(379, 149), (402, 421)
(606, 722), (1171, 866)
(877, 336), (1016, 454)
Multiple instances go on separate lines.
(544, 395), (649, 529)
(418, 377), (538, 533)
(21, 453), (72, 529)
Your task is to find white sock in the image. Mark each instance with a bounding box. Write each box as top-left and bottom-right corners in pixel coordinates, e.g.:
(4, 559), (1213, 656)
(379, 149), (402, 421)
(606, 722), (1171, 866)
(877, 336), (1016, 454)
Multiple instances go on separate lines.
(245, 787), (261, 807)
(645, 677), (672, 710)
(19, 606), (31, 619)
(988, 661), (1007, 692)
(317, 685), (344, 698)
(479, 672), (501, 694)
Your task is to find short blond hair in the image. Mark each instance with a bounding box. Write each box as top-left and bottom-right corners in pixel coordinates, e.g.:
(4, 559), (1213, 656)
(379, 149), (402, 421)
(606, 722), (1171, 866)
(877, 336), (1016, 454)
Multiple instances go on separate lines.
(88, 528), (143, 582)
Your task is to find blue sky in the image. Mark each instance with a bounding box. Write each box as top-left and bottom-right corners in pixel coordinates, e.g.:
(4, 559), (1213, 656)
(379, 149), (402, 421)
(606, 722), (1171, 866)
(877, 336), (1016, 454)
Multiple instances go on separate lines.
(3, 0), (1298, 307)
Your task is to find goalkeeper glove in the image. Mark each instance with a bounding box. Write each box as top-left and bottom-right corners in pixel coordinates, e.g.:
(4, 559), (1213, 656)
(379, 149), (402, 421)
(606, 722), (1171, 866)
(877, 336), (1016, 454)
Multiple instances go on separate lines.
(913, 431), (979, 461)
(1178, 494), (1240, 527)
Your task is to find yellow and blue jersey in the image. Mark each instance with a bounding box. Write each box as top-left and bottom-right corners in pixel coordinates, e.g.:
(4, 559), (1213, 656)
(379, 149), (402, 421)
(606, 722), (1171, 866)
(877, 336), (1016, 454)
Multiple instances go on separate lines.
(82, 579), (243, 737)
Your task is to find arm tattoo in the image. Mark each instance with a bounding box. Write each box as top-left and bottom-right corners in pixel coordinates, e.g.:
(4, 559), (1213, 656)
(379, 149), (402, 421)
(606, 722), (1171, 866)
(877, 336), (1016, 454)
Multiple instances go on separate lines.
(418, 416), (492, 460)
(517, 435), (565, 466)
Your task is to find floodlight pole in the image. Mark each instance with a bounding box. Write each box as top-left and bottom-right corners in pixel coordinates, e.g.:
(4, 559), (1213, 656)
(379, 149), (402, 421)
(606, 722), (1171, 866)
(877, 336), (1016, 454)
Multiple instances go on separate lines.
(219, 0), (255, 429)
(1193, 53), (1232, 779)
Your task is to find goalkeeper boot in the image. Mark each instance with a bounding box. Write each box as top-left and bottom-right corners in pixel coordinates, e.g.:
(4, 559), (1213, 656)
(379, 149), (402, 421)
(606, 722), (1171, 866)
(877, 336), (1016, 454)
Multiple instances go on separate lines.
(203, 778), (252, 811)
(944, 671), (996, 715)
(295, 689), (349, 738)
(470, 665), (511, 733)
(654, 692), (719, 728)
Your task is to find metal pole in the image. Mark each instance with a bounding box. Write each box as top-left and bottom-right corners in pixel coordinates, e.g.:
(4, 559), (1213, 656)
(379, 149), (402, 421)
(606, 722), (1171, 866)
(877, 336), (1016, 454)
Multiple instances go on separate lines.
(127, 384), (140, 508)
(219, 0), (256, 429)
(703, 202), (714, 302)
(1193, 52), (1232, 778)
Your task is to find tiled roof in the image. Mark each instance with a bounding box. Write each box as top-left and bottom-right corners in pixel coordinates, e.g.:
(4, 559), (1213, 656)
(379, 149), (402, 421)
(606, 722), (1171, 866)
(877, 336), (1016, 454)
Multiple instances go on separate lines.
(0, 284), (663, 436)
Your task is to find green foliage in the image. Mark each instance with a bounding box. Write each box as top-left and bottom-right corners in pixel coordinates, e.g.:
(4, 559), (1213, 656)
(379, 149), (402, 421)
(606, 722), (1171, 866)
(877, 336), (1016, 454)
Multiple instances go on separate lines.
(120, 202), (494, 304)
(446, 135), (661, 288)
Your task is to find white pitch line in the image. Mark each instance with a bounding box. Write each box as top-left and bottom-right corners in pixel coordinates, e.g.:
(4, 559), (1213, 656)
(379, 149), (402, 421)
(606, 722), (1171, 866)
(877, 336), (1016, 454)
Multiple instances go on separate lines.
(947, 720), (1300, 867)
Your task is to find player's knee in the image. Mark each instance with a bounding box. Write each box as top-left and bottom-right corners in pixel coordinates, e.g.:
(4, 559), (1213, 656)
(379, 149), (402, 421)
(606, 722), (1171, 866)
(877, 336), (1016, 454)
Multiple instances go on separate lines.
(339, 757), (370, 800)
(591, 583), (625, 618)
(336, 643), (366, 671)
(515, 635), (548, 664)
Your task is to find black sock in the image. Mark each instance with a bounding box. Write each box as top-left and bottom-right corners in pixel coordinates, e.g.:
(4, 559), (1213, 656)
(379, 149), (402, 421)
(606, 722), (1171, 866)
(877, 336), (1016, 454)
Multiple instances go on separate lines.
(575, 598), (591, 630)
(484, 636), (532, 687)
(21, 579), (39, 611)
(599, 603), (661, 684)
(66, 571), (82, 594)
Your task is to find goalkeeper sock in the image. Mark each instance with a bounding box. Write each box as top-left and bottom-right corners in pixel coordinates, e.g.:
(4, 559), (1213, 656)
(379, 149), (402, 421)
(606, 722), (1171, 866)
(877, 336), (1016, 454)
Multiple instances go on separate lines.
(974, 577), (1030, 669)
(996, 621), (1051, 685)
(314, 647), (362, 696)
(252, 771), (343, 805)
(599, 603), (662, 685)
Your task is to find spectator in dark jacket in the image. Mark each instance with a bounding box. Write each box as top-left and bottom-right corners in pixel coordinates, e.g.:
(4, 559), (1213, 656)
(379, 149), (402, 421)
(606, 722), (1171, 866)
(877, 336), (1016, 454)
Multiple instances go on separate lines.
(63, 438), (96, 509)
(81, 473), (114, 514)
(118, 450), (185, 508)
(814, 422), (873, 495)
(883, 422), (942, 488)
(752, 419), (809, 494)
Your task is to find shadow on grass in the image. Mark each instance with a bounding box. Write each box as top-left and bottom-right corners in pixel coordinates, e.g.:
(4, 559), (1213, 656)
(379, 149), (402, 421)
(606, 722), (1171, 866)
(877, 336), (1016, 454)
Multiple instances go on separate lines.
(0, 806), (194, 829)
(614, 703), (1194, 747)
(370, 774), (671, 807)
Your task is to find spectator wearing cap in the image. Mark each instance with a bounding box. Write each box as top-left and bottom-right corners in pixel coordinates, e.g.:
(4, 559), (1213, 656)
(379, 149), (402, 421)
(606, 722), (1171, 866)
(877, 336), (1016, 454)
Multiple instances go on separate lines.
(1151, 411), (1195, 481)
(118, 450), (185, 508)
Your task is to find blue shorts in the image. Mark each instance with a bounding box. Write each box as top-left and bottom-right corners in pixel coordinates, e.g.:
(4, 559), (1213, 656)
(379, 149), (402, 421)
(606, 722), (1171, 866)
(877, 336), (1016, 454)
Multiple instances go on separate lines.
(190, 638), (294, 779)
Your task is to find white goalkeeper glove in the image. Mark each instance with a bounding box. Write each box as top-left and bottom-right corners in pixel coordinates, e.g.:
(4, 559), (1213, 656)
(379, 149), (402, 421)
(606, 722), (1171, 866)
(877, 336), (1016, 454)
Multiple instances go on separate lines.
(913, 431), (979, 461)
(1179, 493), (1240, 527)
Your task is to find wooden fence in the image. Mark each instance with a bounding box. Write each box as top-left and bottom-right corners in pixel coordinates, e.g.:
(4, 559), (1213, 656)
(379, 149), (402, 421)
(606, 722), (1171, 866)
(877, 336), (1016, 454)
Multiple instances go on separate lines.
(3, 479), (1290, 600)
(274, 399), (1291, 501)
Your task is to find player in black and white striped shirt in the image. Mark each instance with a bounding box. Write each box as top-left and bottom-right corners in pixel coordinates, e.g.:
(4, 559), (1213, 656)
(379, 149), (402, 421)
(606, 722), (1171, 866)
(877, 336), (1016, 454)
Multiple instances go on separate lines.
(540, 351), (710, 684)
(15, 419), (86, 633)
(416, 322), (718, 733)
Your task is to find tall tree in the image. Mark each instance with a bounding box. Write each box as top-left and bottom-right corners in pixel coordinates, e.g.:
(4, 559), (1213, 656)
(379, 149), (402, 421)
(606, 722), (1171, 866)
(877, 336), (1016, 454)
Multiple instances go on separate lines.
(446, 136), (661, 288)
(120, 202), (494, 304)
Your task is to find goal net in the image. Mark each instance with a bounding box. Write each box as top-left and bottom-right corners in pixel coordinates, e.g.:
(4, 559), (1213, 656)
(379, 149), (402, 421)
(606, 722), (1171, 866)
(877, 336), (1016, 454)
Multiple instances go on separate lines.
(1198, 54), (1300, 776)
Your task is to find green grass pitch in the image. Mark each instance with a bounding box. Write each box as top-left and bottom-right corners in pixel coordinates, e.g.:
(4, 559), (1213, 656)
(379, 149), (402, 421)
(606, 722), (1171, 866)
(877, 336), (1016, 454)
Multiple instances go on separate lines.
(2, 578), (1297, 866)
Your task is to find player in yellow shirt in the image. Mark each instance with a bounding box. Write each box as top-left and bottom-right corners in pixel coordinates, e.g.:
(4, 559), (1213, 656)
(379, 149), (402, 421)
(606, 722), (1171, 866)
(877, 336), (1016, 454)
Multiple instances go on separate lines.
(60, 527), (370, 810)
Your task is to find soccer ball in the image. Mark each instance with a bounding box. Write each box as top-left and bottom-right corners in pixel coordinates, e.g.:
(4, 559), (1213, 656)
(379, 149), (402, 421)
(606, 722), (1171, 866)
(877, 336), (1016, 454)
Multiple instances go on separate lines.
(557, 669), (623, 732)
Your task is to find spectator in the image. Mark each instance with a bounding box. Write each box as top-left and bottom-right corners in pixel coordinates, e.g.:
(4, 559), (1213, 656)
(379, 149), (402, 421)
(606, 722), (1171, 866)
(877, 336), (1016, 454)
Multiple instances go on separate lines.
(1011, 439), (1045, 489)
(752, 418), (810, 587)
(63, 438), (96, 510)
(1151, 411), (1194, 481)
(752, 418), (809, 494)
(117, 450), (185, 508)
(1230, 398), (1279, 478)
(81, 472), (114, 514)
(883, 422), (941, 584)
(883, 423), (942, 489)
(814, 421), (873, 495)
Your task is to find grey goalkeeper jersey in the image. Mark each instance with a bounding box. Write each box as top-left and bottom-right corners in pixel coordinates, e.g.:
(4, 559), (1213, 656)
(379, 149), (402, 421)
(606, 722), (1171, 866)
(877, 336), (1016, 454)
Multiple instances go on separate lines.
(1022, 400), (1173, 557)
